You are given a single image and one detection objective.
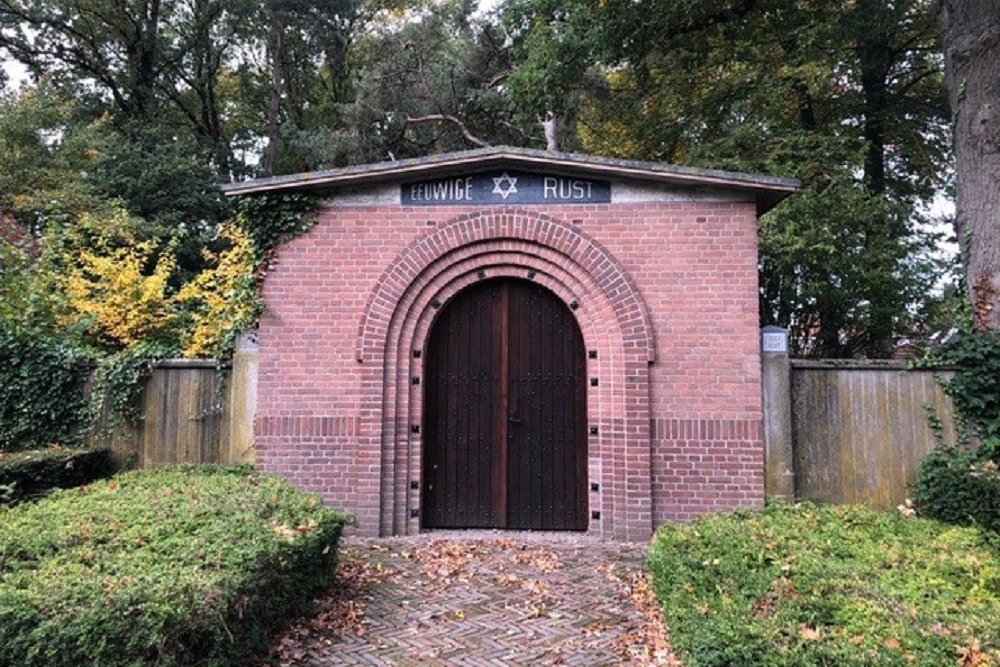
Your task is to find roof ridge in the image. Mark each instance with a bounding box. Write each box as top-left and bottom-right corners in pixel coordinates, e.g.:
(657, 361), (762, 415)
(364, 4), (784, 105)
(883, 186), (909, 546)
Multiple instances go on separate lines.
(220, 146), (799, 214)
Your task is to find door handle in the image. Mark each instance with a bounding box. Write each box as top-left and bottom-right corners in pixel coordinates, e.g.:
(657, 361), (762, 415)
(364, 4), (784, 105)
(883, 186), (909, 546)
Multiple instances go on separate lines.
(507, 411), (521, 426)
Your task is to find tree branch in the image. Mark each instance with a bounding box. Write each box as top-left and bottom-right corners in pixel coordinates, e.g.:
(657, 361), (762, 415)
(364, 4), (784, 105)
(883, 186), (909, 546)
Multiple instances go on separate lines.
(405, 114), (490, 148)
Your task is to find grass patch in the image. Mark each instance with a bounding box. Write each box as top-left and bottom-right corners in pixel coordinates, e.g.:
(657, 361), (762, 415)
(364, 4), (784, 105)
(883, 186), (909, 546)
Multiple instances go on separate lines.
(649, 502), (1000, 666)
(0, 447), (116, 505)
(0, 466), (351, 666)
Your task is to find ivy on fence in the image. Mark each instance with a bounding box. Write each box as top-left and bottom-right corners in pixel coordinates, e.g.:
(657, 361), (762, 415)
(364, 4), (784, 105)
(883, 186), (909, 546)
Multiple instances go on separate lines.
(0, 323), (90, 451)
(932, 330), (1000, 441)
(0, 193), (321, 453)
(913, 329), (1000, 533)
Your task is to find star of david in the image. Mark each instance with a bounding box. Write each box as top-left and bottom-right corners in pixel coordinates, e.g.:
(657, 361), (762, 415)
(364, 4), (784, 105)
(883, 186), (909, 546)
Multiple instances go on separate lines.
(492, 172), (519, 200)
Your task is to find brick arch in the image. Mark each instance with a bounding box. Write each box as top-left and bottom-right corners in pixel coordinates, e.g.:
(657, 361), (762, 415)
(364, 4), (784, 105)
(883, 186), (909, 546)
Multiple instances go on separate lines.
(382, 252), (626, 536)
(353, 208), (656, 540)
(356, 208), (656, 365)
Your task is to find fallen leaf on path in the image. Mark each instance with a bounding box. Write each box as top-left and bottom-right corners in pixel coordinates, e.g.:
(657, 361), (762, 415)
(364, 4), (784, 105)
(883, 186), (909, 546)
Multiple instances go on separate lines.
(258, 551), (384, 665)
(957, 641), (990, 667)
(600, 559), (682, 666)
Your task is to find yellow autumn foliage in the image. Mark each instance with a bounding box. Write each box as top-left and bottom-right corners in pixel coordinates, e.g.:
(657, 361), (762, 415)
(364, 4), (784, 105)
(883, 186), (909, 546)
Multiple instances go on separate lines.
(176, 223), (259, 358)
(39, 206), (261, 357)
(61, 237), (177, 348)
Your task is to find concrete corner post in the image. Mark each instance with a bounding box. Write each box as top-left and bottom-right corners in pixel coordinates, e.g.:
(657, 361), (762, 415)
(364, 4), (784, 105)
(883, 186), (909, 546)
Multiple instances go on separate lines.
(760, 326), (794, 501)
(229, 330), (259, 464)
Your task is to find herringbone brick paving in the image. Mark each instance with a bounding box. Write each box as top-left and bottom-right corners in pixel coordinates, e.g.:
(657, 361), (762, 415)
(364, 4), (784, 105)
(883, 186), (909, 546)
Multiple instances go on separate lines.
(263, 531), (679, 666)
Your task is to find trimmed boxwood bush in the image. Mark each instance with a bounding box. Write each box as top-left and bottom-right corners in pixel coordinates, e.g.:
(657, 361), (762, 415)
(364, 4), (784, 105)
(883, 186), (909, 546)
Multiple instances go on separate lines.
(0, 466), (351, 667)
(649, 503), (1000, 667)
(0, 447), (116, 505)
(913, 439), (1000, 534)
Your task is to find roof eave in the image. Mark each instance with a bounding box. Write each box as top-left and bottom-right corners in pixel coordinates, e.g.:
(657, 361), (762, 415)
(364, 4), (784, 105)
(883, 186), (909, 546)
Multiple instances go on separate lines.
(220, 149), (798, 215)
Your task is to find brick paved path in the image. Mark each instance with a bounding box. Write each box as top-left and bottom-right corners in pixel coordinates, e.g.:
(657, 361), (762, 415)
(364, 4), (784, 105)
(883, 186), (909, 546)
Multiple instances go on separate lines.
(265, 531), (679, 666)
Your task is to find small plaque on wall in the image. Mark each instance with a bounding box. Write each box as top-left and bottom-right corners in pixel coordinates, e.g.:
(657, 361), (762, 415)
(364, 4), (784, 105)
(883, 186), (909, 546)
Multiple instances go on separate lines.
(401, 171), (611, 206)
(761, 326), (789, 354)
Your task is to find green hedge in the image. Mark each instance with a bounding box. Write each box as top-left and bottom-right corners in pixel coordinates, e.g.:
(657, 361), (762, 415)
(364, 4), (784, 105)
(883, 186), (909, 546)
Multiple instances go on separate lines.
(649, 503), (1000, 667)
(0, 466), (351, 667)
(0, 323), (91, 451)
(913, 440), (1000, 533)
(0, 447), (116, 505)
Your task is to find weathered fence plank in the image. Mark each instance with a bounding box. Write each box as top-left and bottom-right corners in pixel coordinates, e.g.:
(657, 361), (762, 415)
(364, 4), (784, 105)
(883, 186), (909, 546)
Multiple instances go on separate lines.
(790, 360), (956, 509)
(90, 349), (256, 467)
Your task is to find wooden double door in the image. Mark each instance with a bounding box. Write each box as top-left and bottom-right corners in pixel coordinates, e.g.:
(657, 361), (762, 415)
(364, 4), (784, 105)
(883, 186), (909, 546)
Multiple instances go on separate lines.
(422, 278), (588, 530)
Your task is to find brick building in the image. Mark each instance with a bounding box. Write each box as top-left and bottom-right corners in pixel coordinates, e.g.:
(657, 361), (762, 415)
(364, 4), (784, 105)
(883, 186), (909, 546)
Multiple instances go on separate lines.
(222, 147), (797, 540)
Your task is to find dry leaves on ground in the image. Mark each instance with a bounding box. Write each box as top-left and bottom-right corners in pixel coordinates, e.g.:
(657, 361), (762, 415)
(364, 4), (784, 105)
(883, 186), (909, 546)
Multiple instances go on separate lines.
(262, 537), (682, 666)
(599, 562), (682, 666)
(260, 552), (386, 666)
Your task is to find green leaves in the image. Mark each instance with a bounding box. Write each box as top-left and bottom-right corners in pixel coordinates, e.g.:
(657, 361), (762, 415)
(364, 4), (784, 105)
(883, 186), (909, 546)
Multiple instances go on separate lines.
(0, 323), (91, 451)
(913, 441), (1000, 534)
(503, 0), (593, 119)
(913, 331), (1000, 533)
(506, 0), (951, 357)
(88, 341), (177, 432)
(0, 467), (351, 667)
(649, 503), (1000, 667)
(760, 177), (944, 357)
(233, 192), (321, 259)
(934, 331), (1000, 440)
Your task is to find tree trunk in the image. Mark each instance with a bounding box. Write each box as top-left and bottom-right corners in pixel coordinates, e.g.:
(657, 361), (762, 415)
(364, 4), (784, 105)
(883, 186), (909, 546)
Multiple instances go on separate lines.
(118, 0), (162, 120)
(542, 112), (558, 151)
(854, 1), (895, 356)
(938, 0), (1000, 330)
(857, 39), (889, 197)
(263, 19), (285, 177)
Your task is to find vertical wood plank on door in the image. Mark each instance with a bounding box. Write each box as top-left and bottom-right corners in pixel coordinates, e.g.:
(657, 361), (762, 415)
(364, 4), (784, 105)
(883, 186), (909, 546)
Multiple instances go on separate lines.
(422, 279), (587, 530)
(496, 282), (509, 527)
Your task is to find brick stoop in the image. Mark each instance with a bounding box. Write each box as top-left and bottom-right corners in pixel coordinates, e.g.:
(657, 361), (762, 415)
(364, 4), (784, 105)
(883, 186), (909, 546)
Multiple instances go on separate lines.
(263, 532), (682, 666)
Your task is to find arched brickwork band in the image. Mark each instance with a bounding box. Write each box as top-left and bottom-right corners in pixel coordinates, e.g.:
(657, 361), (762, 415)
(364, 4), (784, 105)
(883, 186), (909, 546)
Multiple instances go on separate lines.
(355, 208), (657, 540)
(357, 208), (656, 365)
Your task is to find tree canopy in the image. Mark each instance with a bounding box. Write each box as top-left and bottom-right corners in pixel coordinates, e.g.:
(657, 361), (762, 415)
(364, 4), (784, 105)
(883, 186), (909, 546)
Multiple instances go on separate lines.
(502, 0), (952, 357)
(0, 0), (970, 359)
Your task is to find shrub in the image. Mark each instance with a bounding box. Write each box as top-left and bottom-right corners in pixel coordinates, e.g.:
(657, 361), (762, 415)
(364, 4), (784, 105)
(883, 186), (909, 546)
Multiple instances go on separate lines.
(0, 447), (116, 505)
(912, 439), (1000, 533)
(0, 466), (351, 667)
(649, 503), (1000, 667)
(912, 320), (1000, 537)
(0, 322), (91, 451)
(932, 330), (1000, 440)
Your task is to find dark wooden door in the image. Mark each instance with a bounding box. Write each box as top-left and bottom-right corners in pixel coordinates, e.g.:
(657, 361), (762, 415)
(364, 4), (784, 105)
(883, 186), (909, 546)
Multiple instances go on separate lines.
(423, 279), (587, 530)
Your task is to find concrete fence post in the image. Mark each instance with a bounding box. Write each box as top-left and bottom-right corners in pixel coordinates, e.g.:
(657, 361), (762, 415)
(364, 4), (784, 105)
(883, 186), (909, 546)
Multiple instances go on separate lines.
(761, 326), (794, 501)
(228, 331), (259, 464)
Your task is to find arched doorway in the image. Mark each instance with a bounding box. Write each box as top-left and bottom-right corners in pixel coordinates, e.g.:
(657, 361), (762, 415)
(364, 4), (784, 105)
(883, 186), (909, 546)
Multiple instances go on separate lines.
(422, 278), (588, 530)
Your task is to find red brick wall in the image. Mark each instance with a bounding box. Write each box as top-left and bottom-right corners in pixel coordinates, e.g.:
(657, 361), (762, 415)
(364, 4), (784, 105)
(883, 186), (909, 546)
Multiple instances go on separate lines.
(255, 200), (763, 538)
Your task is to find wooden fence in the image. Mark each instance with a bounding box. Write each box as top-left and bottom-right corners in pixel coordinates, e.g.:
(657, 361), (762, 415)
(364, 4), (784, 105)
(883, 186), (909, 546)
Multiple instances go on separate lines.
(89, 343), (257, 467)
(784, 360), (956, 509)
(92, 334), (955, 511)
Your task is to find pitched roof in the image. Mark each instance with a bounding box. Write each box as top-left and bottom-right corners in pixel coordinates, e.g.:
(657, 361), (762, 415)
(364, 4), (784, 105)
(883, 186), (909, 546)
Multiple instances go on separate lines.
(220, 146), (798, 214)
